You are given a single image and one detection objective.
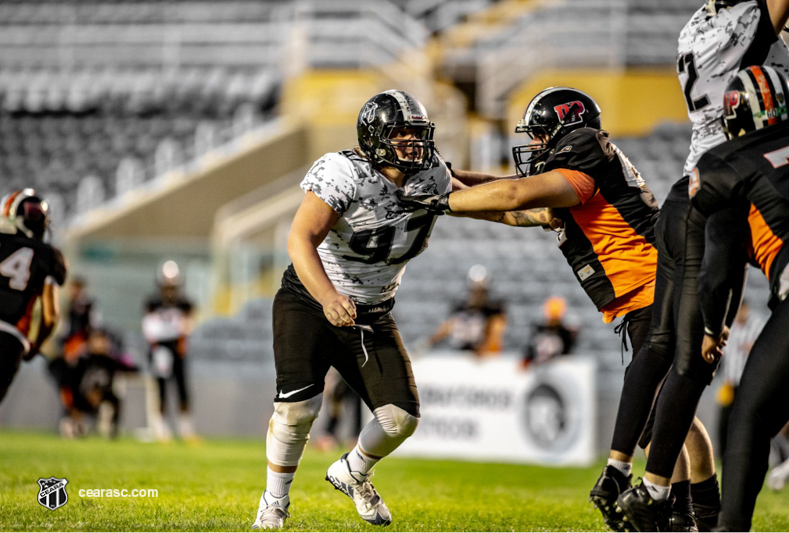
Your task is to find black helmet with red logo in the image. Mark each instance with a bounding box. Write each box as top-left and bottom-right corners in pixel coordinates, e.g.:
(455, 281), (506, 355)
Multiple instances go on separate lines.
(722, 65), (789, 139)
(512, 87), (601, 176)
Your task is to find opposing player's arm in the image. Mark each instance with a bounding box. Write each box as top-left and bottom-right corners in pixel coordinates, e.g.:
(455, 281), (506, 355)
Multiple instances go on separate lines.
(26, 281), (60, 360)
(288, 191), (356, 327)
(697, 207), (749, 363)
(459, 208), (557, 227)
(767, 0), (789, 34)
(450, 177), (557, 226)
(449, 170), (580, 212)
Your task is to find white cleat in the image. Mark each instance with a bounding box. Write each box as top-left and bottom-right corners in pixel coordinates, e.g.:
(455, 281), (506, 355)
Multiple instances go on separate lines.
(325, 453), (392, 526)
(252, 491), (290, 530)
(767, 458), (789, 491)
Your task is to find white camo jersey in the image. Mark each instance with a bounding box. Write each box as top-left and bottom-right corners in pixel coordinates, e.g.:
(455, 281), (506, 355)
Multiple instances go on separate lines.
(678, 0), (789, 175)
(300, 149), (451, 305)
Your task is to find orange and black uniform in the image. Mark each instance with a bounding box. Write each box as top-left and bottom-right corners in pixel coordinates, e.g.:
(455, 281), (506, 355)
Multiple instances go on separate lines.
(691, 120), (789, 532)
(544, 127), (659, 323)
(0, 230), (67, 402)
(542, 128), (667, 457)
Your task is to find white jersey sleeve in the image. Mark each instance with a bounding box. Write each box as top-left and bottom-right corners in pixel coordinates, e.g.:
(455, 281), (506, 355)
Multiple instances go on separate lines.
(677, 1), (789, 175)
(301, 153), (357, 215)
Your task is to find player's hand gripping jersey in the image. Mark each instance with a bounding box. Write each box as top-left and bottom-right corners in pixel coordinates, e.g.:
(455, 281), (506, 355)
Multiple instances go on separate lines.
(678, 0), (789, 175)
(282, 149), (451, 306)
(0, 228), (67, 349)
(544, 128), (660, 320)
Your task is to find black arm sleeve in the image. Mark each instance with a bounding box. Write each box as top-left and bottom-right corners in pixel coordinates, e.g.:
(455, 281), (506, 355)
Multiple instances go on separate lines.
(697, 204), (750, 336)
(689, 153), (741, 217)
(724, 263), (748, 329)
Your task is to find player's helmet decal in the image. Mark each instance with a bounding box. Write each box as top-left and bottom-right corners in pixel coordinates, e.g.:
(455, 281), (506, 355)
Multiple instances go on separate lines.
(553, 101), (586, 125)
(723, 90), (740, 115)
(512, 87), (601, 177)
(360, 101), (378, 125)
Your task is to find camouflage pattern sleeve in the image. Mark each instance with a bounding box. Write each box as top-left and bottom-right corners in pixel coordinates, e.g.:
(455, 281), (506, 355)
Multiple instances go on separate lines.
(300, 152), (358, 216)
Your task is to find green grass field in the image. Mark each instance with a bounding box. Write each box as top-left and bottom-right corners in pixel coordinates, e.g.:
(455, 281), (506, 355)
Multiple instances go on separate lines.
(1, 430), (788, 532)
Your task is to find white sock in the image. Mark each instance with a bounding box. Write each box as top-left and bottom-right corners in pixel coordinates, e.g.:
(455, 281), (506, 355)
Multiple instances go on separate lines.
(607, 459), (632, 477)
(346, 445), (380, 475)
(643, 478), (671, 500)
(266, 467), (295, 498)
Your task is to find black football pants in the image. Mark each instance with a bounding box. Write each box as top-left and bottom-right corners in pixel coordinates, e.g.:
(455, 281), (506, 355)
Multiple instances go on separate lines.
(611, 180), (715, 463)
(272, 288), (419, 417)
(718, 295), (789, 531)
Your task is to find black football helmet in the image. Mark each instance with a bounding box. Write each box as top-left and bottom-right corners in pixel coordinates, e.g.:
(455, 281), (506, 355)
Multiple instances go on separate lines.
(722, 65), (789, 139)
(512, 87), (601, 177)
(1, 188), (51, 240)
(357, 89), (435, 174)
(705, 0), (746, 15)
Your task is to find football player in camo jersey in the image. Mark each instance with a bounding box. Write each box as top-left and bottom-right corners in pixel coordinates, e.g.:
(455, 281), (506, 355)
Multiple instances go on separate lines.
(252, 90), (553, 530)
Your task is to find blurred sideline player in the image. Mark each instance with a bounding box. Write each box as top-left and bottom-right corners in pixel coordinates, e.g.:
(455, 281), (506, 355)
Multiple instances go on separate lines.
(59, 275), (95, 363)
(523, 296), (578, 367)
(690, 65), (789, 532)
(0, 189), (66, 404)
(614, 1), (789, 530)
(397, 87), (712, 528)
(49, 275), (97, 437)
(66, 328), (138, 439)
(427, 264), (507, 356)
(142, 260), (197, 443)
(251, 89), (545, 529)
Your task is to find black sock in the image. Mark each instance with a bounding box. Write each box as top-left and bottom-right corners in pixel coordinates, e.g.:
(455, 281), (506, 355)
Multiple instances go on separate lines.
(691, 473), (720, 509)
(691, 474), (721, 531)
(671, 480), (692, 515)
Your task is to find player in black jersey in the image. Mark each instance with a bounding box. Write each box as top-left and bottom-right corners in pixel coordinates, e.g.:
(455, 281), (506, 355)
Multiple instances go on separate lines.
(690, 65), (789, 532)
(612, 2), (789, 530)
(0, 189), (66, 403)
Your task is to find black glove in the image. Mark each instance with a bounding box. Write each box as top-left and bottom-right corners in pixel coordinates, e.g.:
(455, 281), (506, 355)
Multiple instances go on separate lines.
(396, 191), (452, 215)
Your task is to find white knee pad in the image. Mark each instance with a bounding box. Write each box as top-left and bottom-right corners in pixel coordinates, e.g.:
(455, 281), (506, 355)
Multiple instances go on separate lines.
(358, 404), (419, 458)
(266, 394), (322, 467)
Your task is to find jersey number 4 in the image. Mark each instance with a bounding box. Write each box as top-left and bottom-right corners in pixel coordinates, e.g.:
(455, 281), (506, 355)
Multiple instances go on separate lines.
(0, 246), (34, 290)
(678, 53), (710, 112)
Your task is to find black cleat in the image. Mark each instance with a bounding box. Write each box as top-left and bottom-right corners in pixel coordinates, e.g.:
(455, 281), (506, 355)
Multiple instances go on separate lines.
(669, 510), (698, 532)
(590, 465), (633, 531)
(617, 482), (673, 532)
(692, 503), (719, 532)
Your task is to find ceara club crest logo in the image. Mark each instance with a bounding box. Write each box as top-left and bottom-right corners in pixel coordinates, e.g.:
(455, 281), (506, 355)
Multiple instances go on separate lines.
(37, 477), (69, 511)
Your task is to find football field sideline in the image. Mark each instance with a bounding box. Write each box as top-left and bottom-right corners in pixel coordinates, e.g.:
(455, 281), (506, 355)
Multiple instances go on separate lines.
(1, 430), (787, 531)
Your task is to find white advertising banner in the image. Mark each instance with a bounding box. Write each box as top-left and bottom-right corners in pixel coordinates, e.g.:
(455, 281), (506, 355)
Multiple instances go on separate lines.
(395, 352), (597, 466)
